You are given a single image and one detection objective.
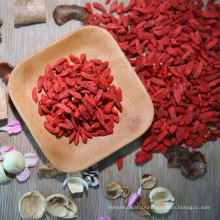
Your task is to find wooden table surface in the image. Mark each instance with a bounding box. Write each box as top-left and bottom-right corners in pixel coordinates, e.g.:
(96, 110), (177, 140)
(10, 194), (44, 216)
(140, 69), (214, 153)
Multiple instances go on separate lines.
(0, 0), (219, 220)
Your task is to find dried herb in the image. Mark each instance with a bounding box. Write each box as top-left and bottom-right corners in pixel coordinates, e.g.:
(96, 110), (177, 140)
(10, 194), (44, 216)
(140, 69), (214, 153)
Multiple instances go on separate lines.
(32, 54), (122, 144)
(165, 147), (207, 178)
(0, 61), (14, 84)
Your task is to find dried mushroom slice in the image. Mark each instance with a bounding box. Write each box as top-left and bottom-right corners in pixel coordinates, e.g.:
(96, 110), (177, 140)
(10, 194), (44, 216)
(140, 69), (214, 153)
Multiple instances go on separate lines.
(105, 182), (124, 200)
(19, 191), (46, 219)
(45, 194), (77, 219)
(63, 176), (88, 194)
(141, 174), (157, 189)
(0, 163), (11, 183)
(133, 197), (152, 216)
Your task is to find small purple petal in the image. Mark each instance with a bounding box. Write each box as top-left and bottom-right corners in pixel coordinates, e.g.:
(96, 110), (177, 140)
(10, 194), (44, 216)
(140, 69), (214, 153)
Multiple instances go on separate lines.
(97, 217), (111, 220)
(24, 152), (38, 168)
(0, 146), (16, 154)
(127, 193), (141, 208)
(16, 168), (31, 182)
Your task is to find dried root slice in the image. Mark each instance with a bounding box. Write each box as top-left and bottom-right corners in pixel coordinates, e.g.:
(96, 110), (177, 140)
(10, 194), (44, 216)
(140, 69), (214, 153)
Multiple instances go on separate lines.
(45, 194), (78, 219)
(165, 147), (207, 178)
(141, 174), (157, 189)
(19, 191), (46, 219)
(149, 187), (174, 214)
(133, 197), (152, 216)
(38, 163), (63, 178)
(0, 163), (11, 183)
(3, 150), (25, 174)
(0, 85), (8, 120)
(105, 182), (129, 199)
(63, 176), (88, 194)
(0, 61), (14, 84)
(53, 5), (90, 26)
(14, 0), (46, 26)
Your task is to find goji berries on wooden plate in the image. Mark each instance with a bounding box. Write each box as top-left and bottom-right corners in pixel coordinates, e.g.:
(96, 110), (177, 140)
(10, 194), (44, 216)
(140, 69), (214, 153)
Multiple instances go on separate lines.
(9, 26), (154, 173)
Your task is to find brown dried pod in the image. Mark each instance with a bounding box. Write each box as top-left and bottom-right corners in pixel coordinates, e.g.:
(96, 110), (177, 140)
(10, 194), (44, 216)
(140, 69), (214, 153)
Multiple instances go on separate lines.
(121, 185), (129, 198)
(133, 197), (152, 216)
(38, 163), (63, 178)
(53, 5), (90, 26)
(141, 174), (157, 189)
(0, 61), (14, 84)
(14, 0), (46, 26)
(105, 182), (128, 199)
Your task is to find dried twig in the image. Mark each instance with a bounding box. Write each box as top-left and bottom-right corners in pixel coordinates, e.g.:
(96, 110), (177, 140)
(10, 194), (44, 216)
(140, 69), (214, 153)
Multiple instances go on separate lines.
(14, 0), (46, 26)
(53, 5), (89, 26)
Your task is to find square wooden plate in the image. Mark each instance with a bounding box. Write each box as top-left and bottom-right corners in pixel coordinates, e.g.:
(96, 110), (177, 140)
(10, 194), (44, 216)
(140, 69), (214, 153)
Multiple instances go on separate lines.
(9, 26), (154, 173)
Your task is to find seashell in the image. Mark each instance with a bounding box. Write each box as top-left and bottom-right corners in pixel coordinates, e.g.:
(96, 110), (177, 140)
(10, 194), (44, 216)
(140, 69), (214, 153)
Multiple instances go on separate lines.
(45, 194), (78, 218)
(133, 197), (152, 216)
(149, 187), (174, 203)
(0, 163), (11, 183)
(149, 187), (174, 214)
(151, 200), (174, 214)
(19, 191), (46, 219)
(105, 182), (128, 200)
(3, 150), (25, 174)
(63, 176), (88, 194)
(141, 174), (157, 189)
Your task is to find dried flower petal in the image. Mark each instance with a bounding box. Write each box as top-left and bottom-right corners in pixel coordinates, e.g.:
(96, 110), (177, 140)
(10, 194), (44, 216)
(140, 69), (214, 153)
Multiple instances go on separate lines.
(97, 216), (111, 220)
(24, 152), (38, 168)
(16, 167), (31, 182)
(127, 192), (141, 208)
(0, 120), (22, 135)
(0, 146), (16, 160)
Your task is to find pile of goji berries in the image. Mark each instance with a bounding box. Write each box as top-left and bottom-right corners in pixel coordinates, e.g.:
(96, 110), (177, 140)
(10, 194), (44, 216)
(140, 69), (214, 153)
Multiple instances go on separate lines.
(32, 54), (122, 144)
(86, 0), (220, 164)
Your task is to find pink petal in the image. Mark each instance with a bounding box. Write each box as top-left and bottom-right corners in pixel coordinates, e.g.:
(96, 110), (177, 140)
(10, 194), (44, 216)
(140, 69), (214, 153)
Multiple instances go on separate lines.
(16, 168), (31, 182)
(0, 146), (16, 154)
(24, 152), (38, 168)
(97, 217), (111, 220)
(127, 193), (141, 208)
(7, 120), (21, 127)
(8, 125), (22, 134)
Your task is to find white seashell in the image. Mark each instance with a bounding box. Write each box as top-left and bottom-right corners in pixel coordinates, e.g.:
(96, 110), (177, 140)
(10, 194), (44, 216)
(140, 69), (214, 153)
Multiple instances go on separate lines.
(63, 176), (88, 194)
(45, 194), (77, 218)
(3, 150), (25, 174)
(151, 201), (174, 214)
(0, 163), (11, 183)
(149, 187), (174, 214)
(149, 187), (174, 203)
(19, 191), (46, 219)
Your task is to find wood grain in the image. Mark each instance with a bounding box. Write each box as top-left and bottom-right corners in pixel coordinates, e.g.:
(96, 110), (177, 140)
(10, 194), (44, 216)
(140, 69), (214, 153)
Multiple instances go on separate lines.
(0, 0), (220, 220)
(9, 26), (154, 173)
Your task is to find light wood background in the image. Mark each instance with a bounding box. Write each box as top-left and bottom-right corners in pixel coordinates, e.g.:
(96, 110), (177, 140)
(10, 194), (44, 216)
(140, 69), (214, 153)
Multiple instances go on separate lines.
(0, 0), (219, 220)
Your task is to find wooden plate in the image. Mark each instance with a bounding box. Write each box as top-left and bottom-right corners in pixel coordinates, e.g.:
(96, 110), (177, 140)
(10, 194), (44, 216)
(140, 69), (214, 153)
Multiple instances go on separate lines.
(8, 26), (154, 173)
